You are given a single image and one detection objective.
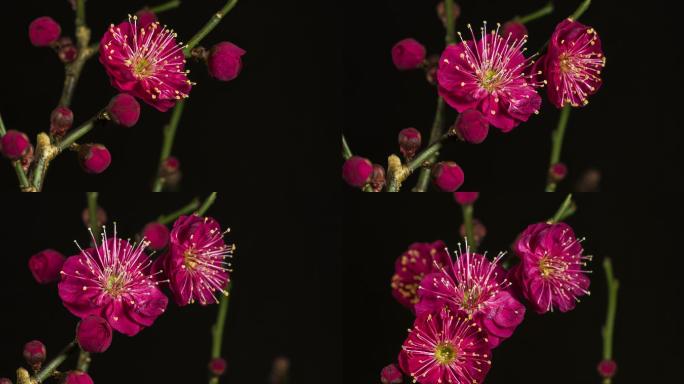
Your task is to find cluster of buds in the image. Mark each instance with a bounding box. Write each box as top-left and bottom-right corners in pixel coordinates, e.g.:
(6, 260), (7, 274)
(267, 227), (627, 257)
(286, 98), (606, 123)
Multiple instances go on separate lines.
(28, 16), (78, 63)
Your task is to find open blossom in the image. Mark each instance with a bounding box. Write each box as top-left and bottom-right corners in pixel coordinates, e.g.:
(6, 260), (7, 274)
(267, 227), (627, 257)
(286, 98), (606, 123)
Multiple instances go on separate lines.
(391, 241), (451, 310)
(100, 16), (192, 112)
(511, 222), (591, 313)
(58, 225), (168, 336)
(417, 248), (525, 348)
(157, 215), (233, 306)
(536, 19), (605, 108)
(399, 304), (492, 384)
(437, 22), (543, 132)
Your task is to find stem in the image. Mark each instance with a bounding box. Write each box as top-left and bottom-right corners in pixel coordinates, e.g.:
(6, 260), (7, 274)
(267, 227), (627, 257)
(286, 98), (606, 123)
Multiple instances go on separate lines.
(601, 257), (619, 384)
(60, 0), (94, 107)
(152, 101), (185, 191)
(87, 192), (101, 243)
(209, 282), (231, 384)
(157, 198), (201, 225)
(197, 192), (218, 216)
(341, 134), (352, 160)
(549, 193), (574, 223)
(545, 105), (571, 192)
(444, 0), (456, 44)
(76, 349), (91, 372)
(0, 113), (30, 190)
(387, 134), (449, 192)
(58, 114), (101, 151)
(34, 341), (76, 382)
(413, 97), (446, 192)
(183, 0), (239, 57)
(462, 204), (476, 251)
(570, 0), (592, 21)
(149, 0), (182, 14)
(516, 1), (554, 24)
(75, 0), (86, 30)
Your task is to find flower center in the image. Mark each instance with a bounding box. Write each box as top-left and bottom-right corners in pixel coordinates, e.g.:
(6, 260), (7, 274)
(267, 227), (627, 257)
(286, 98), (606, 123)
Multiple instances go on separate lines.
(434, 342), (458, 365)
(539, 255), (566, 279)
(103, 273), (126, 296)
(558, 52), (574, 74)
(184, 249), (199, 270)
(461, 287), (481, 313)
(479, 69), (501, 92)
(131, 57), (153, 79)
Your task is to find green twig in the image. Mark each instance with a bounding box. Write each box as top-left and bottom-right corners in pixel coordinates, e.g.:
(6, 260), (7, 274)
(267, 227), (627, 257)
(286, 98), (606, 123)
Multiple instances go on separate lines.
(570, 0), (592, 21)
(387, 133), (449, 192)
(197, 192), (217, 216)
(462, 203), (476, 252)
(549, 194), (574, 223)
(34, 341), (76, 382)
(87, 192), (101, 245)
(444, 0), (456, 44)
(516, 1), (554, 24)
(545, 105), (571, 192)
(157, 198), (201, 225)
(413, 97), (446, 192)
(76, 349), (91, 372)
(149, 0), (182, 14)
(601, 257), (619, 384)
(209, 282), (231, 384)
(341, 134), (352, 160)
(153, 101), (185, 191)
(183, 0), (239, 57)
(0, 113), (30, 190)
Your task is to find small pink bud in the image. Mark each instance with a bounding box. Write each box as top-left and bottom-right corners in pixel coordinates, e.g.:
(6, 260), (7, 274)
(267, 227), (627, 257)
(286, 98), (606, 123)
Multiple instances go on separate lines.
(431, 161), (464, 192)
(23, 340), (46, 370)
(1, 130), (31, 160)
(370, 164), (386, 192)
(391, 38), (426, 70)
(342, 156), (373, 188)
(0, 377), (13, 384)
(79, 144), (112, 174)
(20, 144), (34, 173)
(459, 218), (487, 244)
(81, 207), (107, 228)
(208, 357), (227, 376)
(549, 162), (567, 182)
(135, 8), (158, 28)
(207, 42), (245, 81)
(50, 106), (74, 137)
(398, 128), (421, 160)
(436, 1), (461, 27)
(160, 156), (182, 190)
(56, 37), (78, 63)
(424, 54), (440, 84)
(29, 16), (61, 47)
(28, 249), (65, 284)
(106, 93), (140, 127)
(162, 156), (180, 173)
(76, 315), (112, 353)
(63, 371), (93, 384)
(501, 21), (528, 43)
(380, 364), (403, 384)
(451, 109), (489, 144)
(453, 192), (479, 205)
(597, 359), (617, 378)
(143, 222), (170, 250)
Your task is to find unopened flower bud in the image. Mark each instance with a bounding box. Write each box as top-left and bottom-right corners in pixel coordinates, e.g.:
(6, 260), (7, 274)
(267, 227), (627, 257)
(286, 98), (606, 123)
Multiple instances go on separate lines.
(501, 21), (528, 43)
(20, 144), (34, 173)
(451, 109), (489, 144)
(431, 161), (464, 192)
(135, 8), (158, 28)
(398, 128), (421, 160)
(76, 315), (112, 353)
(23, 340), (46, 370)
(597, 359), (617, 378)
(160, 156), (182, 189)
(28, 249), (65, 284)
(29, 16), (61, 47)
(208, 357), (227, 376)
(81, 207), (107, 228)
(50, 106), (74, 137)
(78, 144), (111, 174)
(459, 218), (487, 244)
(63, 371), (93, 384)
(424, 54), (440, 84)
(391, 38), (426, 70)
(453, 192), (479, 205)
(1, 130), (31, 160)
(436, 1), (461, 27)
(56, 37), (78, 63)
(549, 162), (567, 182)
(143, 222), (170, 250)
(106, 93), (140, 127)
(370, 164), (386, 192)
(207, 42), (245, 81)
(0, 377), (12, 384)
(342, 156), (373, 188)
(380, 364), (403, 383)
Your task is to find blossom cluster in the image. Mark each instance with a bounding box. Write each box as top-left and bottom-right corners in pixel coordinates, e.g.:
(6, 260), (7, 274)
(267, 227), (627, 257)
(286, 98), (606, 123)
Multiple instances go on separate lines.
(389, 220), (591, 383)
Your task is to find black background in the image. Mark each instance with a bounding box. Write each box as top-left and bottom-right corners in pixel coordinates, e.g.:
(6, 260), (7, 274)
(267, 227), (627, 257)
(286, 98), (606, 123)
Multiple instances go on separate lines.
(0, 0), (338, 192)
(0, 193), (341, 383)
(342, 193), (682, 382)
(342, 0), (681, 191)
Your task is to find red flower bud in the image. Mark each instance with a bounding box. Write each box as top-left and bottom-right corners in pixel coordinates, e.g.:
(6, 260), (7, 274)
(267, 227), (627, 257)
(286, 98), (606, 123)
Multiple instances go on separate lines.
(107, 93), (140, 127)
(76, 315), (112, 353)
(398, 128), (421, 160)
(342, 156), (373, 188)
(453, 192), (479, 205)
(28, 249), (65, 284)
(431, 161), (464, 192)
(29, 17), (61, 47)
(597, 359), (617, 378)
(50, 106), (74, 137)
(23, 340), (46, 370)
(1, 130), (30, 160)
(391, 39), (426, 70)
(78, 144), (111, 174)
(143, 222), (170, 250)
(63, 371), (93, 384)
(208, 42), (245, 81)
(208, 357), (227, 376)
(380, 364), (403, 383)
(451, 109), (489, 144)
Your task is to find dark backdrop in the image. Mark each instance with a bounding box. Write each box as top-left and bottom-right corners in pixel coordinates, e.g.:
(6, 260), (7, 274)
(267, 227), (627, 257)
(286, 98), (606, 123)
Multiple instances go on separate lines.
(0, 0), (338, 192)
(342, 193), (682, 382)
(341, 0), (681, 191)
(0, 193), (341, 383)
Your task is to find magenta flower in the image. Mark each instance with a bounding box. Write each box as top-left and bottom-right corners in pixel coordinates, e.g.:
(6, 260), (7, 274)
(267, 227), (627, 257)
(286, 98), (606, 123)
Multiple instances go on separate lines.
(512, 222), (591, 313)
(159, 215), (233, 306)
(391, 241), (450, 310)
(58, 226), (168, 336)
(537, 19), (605, 108)
(417, 249), (525, 348)
(399, 304), (491, 384)
(99, 16), (192, 112)
(437, 22), (543, 132)
(76, 315), (113, 353)
(28, 249), (66, 284)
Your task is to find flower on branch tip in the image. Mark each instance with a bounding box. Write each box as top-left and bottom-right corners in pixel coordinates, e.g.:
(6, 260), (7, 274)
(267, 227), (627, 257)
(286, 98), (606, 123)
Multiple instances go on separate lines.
(437, 22), (543, 132)
(391, 241), (451, 310)
(1, 130), (31, 160)
(78, 144), (112, 174)
(399, 304), (492, 384)
(511, 221), (591, 314)
(417, 246), (525, 348)
(431, 161), (464, 192)
(29, 16), (61, 47)
(155, 215), (233, 306)
(76, 315), (113, 353)
(392, 38), (426, 70)
(207, 42), (246, 82)
(380, 363), (403, 383)
(342, 156), (373, 188)
(536, 19), (605, 108)
(63, 371), (93, 384)
(100, 16), (193, 112)
(58, 224), (169, 336)
(29, 249), (66, 284)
